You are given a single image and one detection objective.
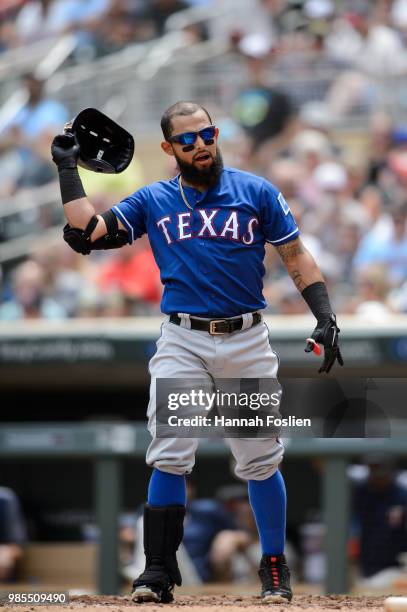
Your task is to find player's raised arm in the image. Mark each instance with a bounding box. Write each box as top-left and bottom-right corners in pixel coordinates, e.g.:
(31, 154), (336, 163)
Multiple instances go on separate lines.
(51, 132), (129, 254)
(274, 236), (344, 373)
(51, 109), (133, 255)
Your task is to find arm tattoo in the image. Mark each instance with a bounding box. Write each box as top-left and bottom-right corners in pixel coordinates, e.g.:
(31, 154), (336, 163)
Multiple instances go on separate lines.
(291, 270), (307, 292)
(275, 238), (304, 263)
(275, 238), (307, 291)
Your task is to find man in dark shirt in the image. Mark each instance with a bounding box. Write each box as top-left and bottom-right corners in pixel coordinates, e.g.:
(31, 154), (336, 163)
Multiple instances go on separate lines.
(183, 497), (236, 581)
(353, 457), (407, 578)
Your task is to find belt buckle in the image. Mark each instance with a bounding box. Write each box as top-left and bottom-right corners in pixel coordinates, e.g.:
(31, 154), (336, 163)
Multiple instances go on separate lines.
(209, 319), (226, 335)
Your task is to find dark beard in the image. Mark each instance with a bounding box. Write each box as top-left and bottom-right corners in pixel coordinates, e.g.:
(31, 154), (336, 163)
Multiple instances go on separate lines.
(175, 147), (224, 188)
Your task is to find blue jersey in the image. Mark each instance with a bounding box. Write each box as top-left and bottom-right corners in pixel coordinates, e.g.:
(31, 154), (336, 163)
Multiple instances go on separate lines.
(112, 166), (299, 317)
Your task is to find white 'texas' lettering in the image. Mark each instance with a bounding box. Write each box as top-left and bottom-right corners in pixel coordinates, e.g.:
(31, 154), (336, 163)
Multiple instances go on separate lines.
(220, 211), (239, 240)
(157, 209), (260, 245)
(197, 209), (219, 237)
(177, 212), (192, 240)
(157, 216), (172, 244)
(242, 217), (259, 245)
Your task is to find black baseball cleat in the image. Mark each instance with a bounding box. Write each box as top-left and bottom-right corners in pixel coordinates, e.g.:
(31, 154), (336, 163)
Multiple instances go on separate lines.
(131, 563), (175, 603)
(258, 554), (293, 604)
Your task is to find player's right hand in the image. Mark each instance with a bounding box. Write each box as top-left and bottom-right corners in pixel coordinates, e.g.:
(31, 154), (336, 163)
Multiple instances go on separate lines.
(305, 313), (344, 373)
(51, 133), (79, 170)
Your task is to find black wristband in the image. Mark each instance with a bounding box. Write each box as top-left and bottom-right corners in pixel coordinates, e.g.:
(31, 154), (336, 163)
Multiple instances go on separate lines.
(301, 281), (333, 321)
(58, 167), (86, 205)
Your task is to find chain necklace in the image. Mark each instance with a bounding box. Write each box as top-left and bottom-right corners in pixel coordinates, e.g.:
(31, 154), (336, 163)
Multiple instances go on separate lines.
(178, 174), (193, 211)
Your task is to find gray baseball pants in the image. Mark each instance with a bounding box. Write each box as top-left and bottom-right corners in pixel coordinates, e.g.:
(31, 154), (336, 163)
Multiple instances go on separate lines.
(146, 312), (284, 481)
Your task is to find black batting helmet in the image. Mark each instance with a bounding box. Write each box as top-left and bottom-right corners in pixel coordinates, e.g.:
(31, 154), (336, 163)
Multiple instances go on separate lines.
(66, 107), (134, 174)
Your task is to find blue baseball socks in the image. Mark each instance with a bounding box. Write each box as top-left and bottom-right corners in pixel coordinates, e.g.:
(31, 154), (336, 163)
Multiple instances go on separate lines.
(147, 468), (186, 506)
(248, 470), (286, 555)
(147, 468), (286, 554)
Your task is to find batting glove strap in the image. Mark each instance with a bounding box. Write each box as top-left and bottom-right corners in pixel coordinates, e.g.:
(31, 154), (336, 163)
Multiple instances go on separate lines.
(305, 313), (344, 373)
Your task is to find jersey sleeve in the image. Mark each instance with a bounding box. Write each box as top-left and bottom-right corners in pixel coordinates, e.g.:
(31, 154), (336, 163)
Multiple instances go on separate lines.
(260, 180), (300, 245)
(112, 187), (148, 245)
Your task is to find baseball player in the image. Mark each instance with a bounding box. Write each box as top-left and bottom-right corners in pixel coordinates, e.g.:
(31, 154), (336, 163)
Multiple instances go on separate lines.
(51, 101), (343, 604)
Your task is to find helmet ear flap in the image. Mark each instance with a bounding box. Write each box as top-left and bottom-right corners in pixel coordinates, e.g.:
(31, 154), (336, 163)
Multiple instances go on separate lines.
(69, 108), (134, 174)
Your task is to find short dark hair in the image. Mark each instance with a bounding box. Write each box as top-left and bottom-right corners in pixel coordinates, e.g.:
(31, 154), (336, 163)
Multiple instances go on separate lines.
(161, 101), (212, 141)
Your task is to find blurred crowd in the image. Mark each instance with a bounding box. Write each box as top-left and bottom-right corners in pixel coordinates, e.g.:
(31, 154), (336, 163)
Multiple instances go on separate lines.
(0, 0), (207, 56)
(1, 0), (407, 319)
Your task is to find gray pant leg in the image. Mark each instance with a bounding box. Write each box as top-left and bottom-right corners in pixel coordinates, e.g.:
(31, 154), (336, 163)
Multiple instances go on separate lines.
(227, 437), (284, 481)
(216, 322), (284, 481)
(146, 321), (211, 475)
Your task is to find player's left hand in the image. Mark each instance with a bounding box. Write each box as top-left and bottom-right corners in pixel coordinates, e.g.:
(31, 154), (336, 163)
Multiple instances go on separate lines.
(305, 313), (344, 373)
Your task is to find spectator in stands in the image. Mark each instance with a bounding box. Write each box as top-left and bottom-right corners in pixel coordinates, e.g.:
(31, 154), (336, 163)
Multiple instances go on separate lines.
(0, 260), (66, 320)
(0, 20), (18, 53)
(327, 0), (407, 75)
(0, 73), (68, 191)
(366, 112), (394, 185)
(379, 204), (407, 287)
(272, 7), (342, 109)
(353, 455), (407, 579)
(289, 129), (333, 210)
(15, 0), (70, 44)
(389, 278), (407, 313)
(30, 240), (94, 318)
(143, 0), (190, 37)
(0, 486), (27, 582)
(14, 0), (111, 47)
(353, 203), (407, 288)
(93, 0), (191, 53)
(10, 73), (68, 138)
(210, 0), (283, 44)
(352, 187), (392, 266)
(335, 222), (362, 283)
(232, 33), (296, 172)
(92, 1), (149, 55)
(0, 0), (24, 18)
(347, 265), (393, 318)
(264, 275), (308, 315)
(95, 235), (162, 315)
(0, 1), (22, 51)
(323, 1), (407, 118)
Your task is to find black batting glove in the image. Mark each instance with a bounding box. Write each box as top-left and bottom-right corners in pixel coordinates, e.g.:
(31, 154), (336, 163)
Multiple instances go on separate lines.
(51, 132), (79, 170)
(305, 313), (344, 373)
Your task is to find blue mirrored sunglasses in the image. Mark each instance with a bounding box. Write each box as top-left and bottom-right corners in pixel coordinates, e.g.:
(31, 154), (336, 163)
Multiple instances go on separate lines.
(169, 125), (216, 146)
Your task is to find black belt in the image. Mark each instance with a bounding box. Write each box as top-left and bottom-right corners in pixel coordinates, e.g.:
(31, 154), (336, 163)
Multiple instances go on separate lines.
(169, 312), (262, 335)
